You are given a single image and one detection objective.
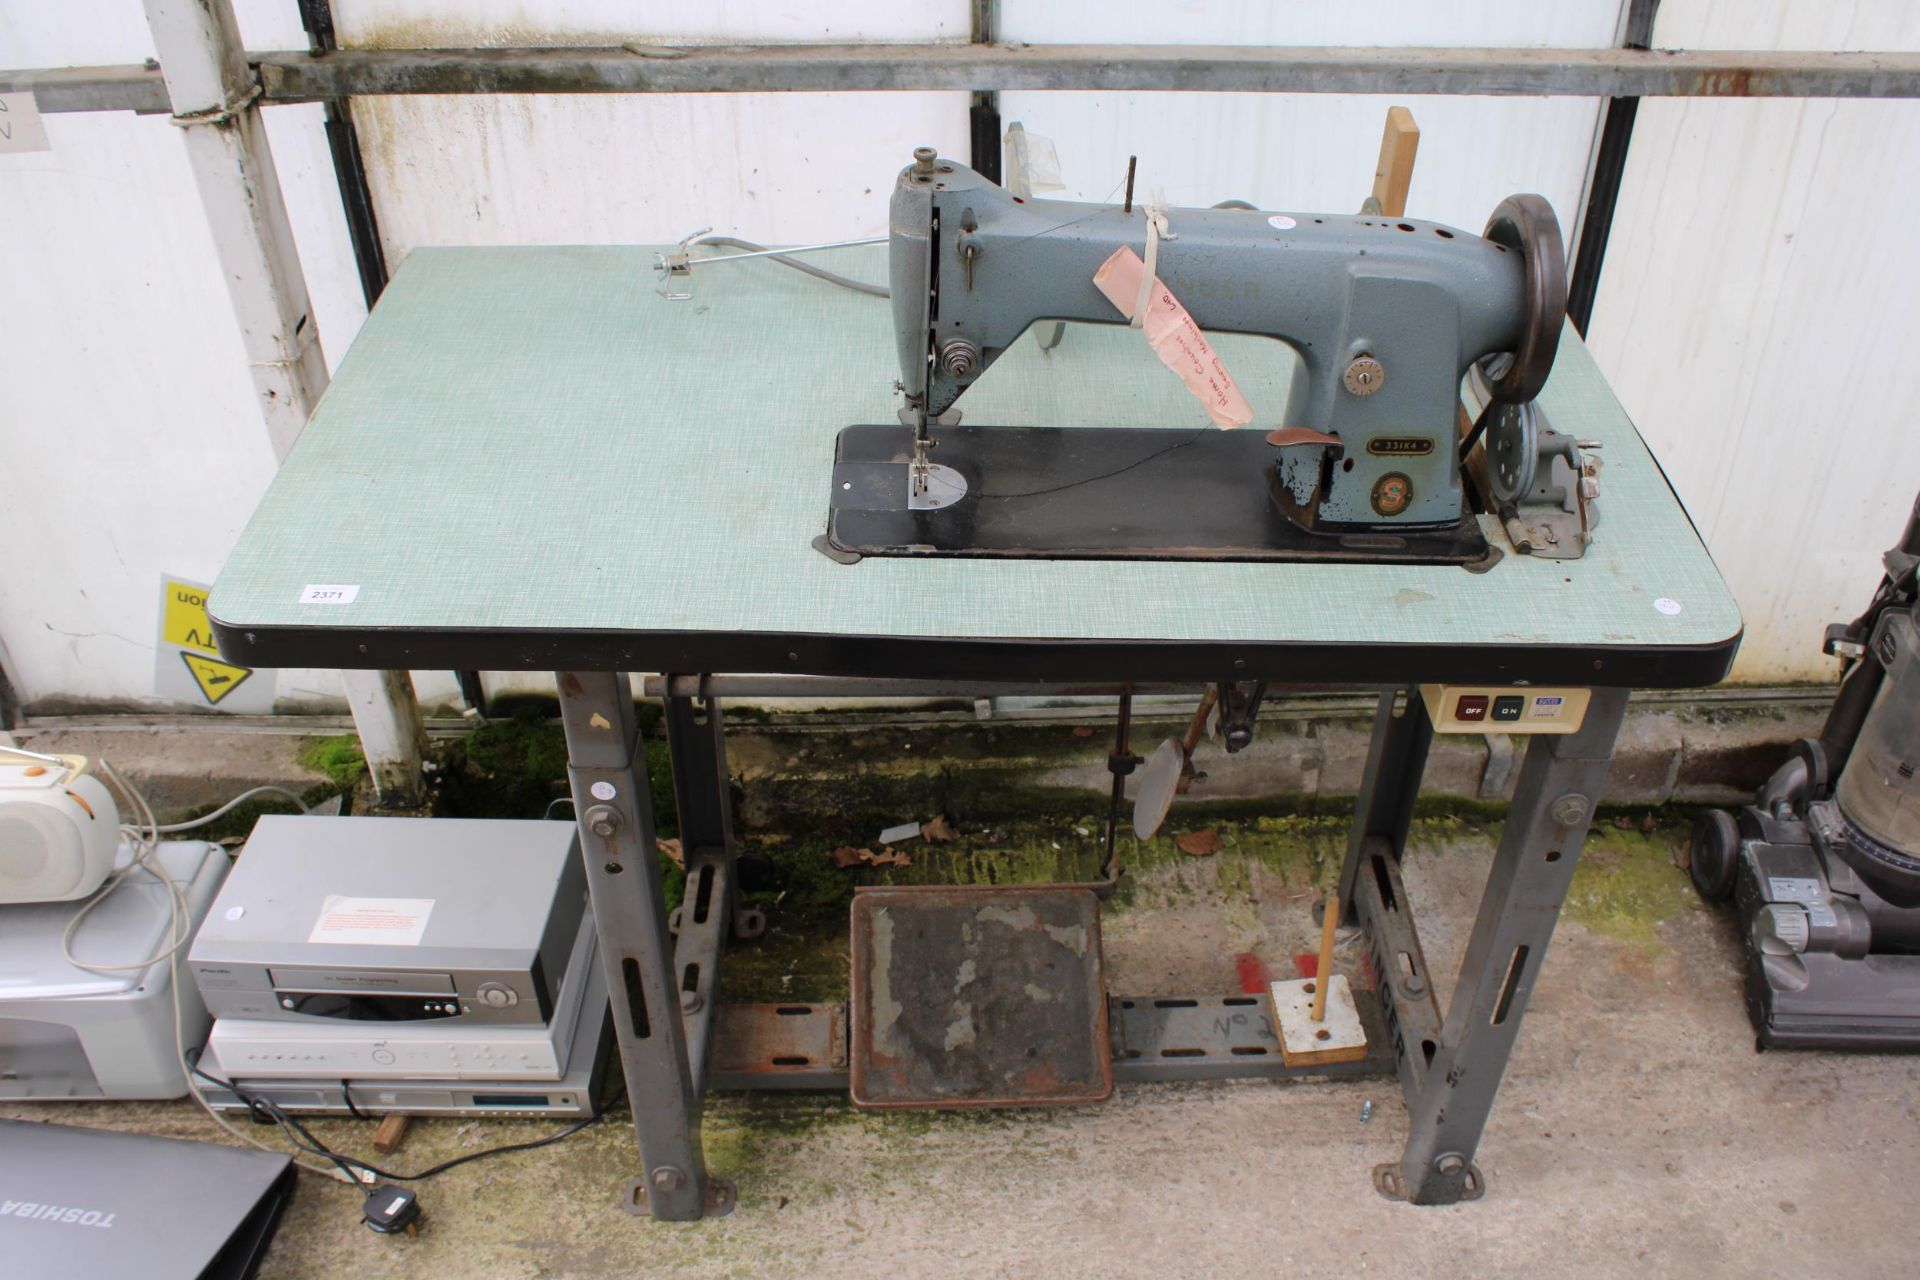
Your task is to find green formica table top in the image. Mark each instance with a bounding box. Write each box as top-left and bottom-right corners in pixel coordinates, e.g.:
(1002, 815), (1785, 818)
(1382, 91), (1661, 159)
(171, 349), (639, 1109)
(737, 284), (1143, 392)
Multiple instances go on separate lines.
(210, 246), (1740, 686)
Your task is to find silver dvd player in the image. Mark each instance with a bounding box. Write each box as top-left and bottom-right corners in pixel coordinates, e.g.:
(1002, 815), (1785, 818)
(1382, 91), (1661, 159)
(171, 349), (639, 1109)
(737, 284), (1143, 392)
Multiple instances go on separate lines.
(197, 945), (615, 1119)
(190, 816), (586, 1028)
(207, 910), (595, 1081)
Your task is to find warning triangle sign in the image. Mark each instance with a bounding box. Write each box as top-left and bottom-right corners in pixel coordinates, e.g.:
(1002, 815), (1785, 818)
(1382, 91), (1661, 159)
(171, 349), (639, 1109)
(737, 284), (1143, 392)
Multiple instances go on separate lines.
(180, 651), (254, 706)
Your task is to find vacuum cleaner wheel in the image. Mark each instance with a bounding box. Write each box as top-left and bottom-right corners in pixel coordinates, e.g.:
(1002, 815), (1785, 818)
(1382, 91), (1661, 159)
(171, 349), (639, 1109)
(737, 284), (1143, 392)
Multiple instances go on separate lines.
(1689, 809), (1740, 903)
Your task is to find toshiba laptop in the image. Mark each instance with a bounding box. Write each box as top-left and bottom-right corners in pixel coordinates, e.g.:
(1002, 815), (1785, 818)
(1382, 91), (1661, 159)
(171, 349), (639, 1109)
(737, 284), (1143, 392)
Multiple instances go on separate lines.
(0, 1119), (295, 1279)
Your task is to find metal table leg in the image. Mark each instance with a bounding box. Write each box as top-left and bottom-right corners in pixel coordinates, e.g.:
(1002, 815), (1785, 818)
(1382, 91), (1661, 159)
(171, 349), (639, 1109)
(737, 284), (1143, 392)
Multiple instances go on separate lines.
(660, 686), (744, 1097)
(1374, 686), (1630, 1204)
(557, 671), (731, 1221)
(1337, 687), (1433, 916)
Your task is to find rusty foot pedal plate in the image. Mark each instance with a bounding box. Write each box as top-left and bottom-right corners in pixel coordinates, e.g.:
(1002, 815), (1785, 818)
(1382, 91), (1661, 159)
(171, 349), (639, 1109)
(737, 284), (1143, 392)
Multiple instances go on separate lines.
(849, 885), (1113, 1109)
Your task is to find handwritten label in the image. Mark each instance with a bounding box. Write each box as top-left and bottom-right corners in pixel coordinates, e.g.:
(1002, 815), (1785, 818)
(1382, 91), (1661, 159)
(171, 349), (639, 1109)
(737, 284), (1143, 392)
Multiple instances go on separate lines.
(1091, 246), (1254, 430)
(0, 93), (50, 155)
(299, 584), (360, 605)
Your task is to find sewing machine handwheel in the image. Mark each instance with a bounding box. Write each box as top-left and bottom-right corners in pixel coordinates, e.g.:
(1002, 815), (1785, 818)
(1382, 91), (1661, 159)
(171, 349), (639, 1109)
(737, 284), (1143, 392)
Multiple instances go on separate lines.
(1482, 194), (1567, 405)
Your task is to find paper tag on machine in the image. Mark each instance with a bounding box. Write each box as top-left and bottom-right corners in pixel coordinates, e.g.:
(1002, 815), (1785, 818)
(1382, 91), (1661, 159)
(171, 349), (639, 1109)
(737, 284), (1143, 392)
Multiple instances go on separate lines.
(1092, 246), (1255, 430)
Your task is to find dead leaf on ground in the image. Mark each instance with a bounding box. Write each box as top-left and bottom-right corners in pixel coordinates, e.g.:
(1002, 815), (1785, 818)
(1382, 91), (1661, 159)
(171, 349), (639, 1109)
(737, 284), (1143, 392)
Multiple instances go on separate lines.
(750, 832), (792, 846)
(1071, 726), (1096, 739)
(1175, 827), (1223, 857)
(827, 844), (912, 871)
(921, 815), (959, 843)
(657, 837), (684, 867)
(1640, 812), (1657, 833)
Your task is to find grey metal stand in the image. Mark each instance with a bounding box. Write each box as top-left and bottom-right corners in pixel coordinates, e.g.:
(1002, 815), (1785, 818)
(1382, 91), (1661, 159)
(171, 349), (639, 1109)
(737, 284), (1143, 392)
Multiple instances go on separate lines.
(561, 671), (1630, 1217)
(1342, 686), (1629, 1205)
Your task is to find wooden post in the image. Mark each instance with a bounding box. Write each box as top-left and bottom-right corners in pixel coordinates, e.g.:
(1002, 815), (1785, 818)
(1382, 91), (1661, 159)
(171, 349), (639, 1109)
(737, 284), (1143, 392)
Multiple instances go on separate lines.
(1311, 893), (1341, 1022)
(1369, 106), (1421, 218)
(372, 1113), (412, 1155)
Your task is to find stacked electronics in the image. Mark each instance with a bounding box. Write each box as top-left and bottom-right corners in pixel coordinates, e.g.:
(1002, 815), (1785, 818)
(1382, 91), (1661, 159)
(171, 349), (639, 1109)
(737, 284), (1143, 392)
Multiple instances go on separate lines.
(0, 750), (226, 1100)
(189, 815), (614, 1117)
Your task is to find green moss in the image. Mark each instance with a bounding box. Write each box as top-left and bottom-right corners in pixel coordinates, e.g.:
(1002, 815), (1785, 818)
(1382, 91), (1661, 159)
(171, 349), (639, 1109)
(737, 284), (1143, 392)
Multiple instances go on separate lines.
(699, 1095), (864, 1206)
(296, 734), (365, 789)
(699, 1092), (1025, 1205)
(718, 921), (852, 1003)
(1563, 822), (1698, 952)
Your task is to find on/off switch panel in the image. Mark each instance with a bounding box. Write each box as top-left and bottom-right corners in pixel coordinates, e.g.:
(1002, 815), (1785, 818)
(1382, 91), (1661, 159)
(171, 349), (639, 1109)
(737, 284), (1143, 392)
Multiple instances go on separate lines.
(1419, 685), (1592, 735)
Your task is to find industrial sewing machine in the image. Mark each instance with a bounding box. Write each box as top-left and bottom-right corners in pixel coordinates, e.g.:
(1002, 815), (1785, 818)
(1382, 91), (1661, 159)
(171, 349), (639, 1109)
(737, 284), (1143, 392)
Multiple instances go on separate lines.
(823, 146), (1594, 566)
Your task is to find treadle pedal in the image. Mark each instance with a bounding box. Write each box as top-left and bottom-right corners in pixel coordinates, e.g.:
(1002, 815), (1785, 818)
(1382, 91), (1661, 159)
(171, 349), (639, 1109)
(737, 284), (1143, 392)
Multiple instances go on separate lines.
(849, 884), (1113, 1109)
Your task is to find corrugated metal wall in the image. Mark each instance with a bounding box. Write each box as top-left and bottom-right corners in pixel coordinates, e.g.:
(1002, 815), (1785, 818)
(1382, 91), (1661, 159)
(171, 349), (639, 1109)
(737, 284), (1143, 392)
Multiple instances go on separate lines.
(2, 0), (1909, 709)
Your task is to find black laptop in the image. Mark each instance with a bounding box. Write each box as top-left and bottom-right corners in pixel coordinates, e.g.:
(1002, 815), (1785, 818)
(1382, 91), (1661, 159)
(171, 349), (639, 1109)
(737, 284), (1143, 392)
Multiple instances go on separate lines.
(0, 1120), (295, 1280)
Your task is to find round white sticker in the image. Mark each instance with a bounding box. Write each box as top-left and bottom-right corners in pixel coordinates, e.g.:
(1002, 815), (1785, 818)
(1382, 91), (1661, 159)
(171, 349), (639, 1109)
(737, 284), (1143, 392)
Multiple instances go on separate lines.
(1268, 215), (1297, 231)
(589, 780), (617, 800)
(224, 906), (246, 921)
(1654, 597), (1683, 616)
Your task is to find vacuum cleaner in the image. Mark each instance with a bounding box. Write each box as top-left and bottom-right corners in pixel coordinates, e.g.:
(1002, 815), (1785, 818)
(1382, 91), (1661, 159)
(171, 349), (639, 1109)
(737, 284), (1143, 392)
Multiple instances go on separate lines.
(1691, 491), (1920, 1049)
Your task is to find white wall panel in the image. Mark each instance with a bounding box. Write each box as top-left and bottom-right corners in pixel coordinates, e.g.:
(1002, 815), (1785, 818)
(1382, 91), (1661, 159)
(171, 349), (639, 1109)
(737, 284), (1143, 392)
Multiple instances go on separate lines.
(350, 91), (969, 256)
(332, 0), (972, 256)
(1586, 0), (1920, 681)
(0, 2), (445, 711)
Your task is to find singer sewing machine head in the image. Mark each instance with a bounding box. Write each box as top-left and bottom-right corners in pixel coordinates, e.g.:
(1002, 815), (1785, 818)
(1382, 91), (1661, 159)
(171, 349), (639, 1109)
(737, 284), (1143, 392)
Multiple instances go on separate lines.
(823, 148), (1574, 567)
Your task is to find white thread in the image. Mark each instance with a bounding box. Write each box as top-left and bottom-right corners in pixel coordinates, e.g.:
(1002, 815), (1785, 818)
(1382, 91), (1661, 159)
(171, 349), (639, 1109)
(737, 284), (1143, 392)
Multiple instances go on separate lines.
(1134, 206), (1170, 328)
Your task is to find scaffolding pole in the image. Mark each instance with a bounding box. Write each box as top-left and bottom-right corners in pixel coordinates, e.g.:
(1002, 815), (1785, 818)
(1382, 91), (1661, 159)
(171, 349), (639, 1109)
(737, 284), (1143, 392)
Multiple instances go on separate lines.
(141, 0), (425, 805)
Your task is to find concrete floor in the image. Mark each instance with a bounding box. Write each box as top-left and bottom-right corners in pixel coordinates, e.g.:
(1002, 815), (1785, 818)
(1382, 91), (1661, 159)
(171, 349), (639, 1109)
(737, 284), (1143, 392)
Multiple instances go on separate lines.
(9, 818), (1917, 1279)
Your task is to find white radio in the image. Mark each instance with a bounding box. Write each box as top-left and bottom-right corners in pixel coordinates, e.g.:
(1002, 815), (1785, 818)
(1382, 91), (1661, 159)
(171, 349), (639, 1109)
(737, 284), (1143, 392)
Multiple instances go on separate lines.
(0, 754), (120, 905)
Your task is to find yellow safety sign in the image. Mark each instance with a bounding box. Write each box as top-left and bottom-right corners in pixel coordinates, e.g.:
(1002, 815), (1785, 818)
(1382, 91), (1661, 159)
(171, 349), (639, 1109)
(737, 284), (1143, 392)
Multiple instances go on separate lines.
(153, 574), (272, 712)
(161, 578), (222, 654)
(180, 652), (254, 705)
